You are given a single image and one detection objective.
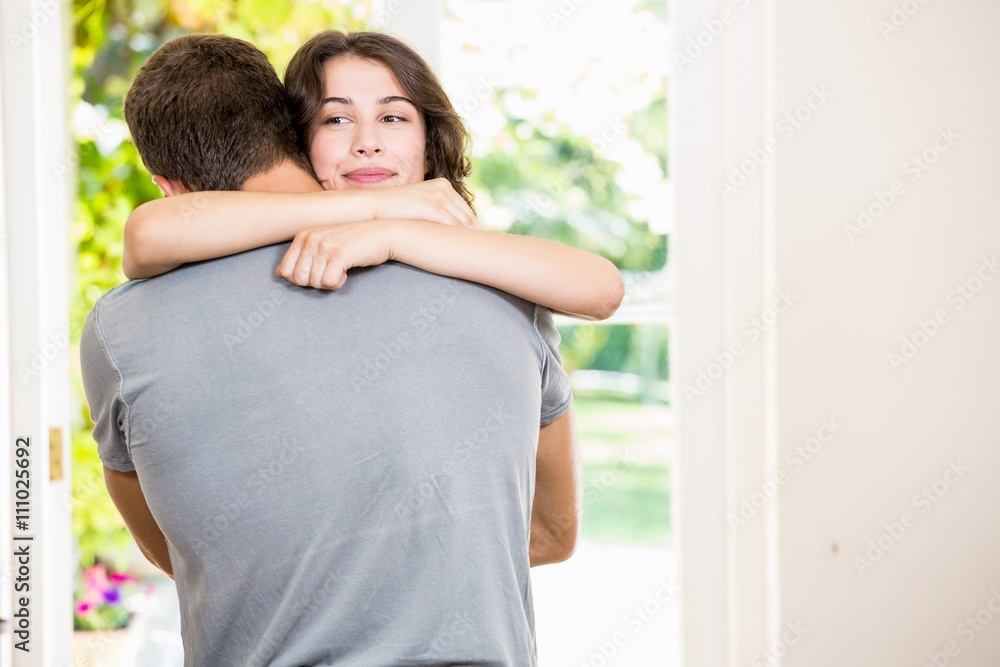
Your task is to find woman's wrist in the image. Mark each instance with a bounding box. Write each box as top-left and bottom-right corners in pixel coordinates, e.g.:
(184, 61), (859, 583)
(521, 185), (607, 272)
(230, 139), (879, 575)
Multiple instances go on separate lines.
(381, 218), (414, 262)
(322, 188), (380, 224)
(365, 189), (389, 221)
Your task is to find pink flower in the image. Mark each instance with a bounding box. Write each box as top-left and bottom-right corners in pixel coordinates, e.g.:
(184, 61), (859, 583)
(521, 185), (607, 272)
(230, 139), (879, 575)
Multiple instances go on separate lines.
(76, 601), (93, 615)
(84, 564), (110, 592)
(109, 572), (136, 584)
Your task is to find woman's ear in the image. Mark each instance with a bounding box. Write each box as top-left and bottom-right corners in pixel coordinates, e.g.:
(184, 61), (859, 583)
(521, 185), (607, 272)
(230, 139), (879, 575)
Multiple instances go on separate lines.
(152, 175), (189, 197)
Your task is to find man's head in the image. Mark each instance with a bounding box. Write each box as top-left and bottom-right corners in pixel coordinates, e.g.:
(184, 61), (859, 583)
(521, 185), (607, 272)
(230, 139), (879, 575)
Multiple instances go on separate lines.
(124, 34), (311, 194)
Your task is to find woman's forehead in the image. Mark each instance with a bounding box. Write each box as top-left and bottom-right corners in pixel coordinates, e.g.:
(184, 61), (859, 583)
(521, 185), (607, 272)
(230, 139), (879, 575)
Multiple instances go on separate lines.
(322, 56), (407, 99)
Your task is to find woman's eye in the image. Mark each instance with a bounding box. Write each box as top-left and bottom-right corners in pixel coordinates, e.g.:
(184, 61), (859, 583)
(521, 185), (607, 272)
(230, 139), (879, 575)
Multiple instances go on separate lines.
(382, 114), (405, 123)
(323, 116), (350, 125)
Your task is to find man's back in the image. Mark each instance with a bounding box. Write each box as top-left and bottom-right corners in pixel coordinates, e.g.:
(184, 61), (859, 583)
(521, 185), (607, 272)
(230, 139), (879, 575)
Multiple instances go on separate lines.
(80, 244), (572, 666)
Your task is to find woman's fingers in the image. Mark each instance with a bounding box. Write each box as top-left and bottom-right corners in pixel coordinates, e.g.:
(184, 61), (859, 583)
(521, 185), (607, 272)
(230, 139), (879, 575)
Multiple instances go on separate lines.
(436, 181), (477, 228)
(292, 255), (314, 287)
(277, 225), (386, 290)
(278, 231), (320, 287)
(308, 254), (329, 289)
(322, 263), (348, 290)
(277, 236), (303, 280)
(381, 178), (478, 229)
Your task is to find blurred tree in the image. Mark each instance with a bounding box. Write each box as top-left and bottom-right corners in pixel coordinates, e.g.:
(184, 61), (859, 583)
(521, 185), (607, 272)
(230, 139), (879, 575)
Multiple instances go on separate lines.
(69, 0), (668, 568)
(70, 0), (371, 568)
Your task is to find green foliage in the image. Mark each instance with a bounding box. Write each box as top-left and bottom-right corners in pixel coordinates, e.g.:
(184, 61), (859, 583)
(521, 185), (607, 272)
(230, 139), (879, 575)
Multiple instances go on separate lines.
(469, 121), (667, 273)
(574, 394), (671, 545)
(69, 0), (373, 568)
(71, 398), (133, 570)
(581, 460), (671, 545)
(69, 0), (668, 566)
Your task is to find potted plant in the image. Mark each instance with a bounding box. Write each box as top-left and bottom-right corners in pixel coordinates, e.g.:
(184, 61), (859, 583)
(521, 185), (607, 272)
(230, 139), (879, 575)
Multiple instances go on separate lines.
(72, 562), (152, 664)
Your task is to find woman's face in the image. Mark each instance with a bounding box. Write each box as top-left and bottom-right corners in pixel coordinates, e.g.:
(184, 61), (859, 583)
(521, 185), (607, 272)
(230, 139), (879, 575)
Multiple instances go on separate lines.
(309, 55), (427, 190)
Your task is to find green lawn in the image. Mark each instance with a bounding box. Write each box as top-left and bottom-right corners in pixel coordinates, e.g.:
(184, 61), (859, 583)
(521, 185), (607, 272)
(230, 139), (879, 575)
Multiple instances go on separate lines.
(572, 392), (671, 546)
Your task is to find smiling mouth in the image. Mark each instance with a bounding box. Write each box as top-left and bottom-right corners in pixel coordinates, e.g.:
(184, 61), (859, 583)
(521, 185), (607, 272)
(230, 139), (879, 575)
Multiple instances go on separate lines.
(344, 168), (395, 184)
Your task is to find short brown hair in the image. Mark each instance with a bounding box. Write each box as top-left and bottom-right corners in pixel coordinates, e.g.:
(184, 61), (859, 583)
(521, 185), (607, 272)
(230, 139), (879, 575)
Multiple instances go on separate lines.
(285, 31), (474, 208)
(124, 33), (309, 192)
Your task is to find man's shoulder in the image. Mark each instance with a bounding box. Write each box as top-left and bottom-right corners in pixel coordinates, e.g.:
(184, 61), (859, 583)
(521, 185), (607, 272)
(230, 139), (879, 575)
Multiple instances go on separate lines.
(86, 252), (538, 336)
(83, 280), (136, 338)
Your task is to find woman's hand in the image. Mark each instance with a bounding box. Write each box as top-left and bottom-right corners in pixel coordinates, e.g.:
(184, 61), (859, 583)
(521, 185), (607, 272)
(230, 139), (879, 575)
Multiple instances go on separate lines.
(373, 178), (481, 230)
(276, 221), (396, 290)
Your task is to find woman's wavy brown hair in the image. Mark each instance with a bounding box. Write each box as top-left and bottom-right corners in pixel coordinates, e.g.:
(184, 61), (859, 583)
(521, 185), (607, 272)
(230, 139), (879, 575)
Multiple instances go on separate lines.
(285, 31), (474, 209)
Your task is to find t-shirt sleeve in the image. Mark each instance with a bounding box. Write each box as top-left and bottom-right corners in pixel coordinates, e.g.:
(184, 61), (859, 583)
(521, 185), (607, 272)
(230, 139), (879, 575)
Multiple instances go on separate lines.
(533, 305), (574, 425)
(79, 304), (135, 472)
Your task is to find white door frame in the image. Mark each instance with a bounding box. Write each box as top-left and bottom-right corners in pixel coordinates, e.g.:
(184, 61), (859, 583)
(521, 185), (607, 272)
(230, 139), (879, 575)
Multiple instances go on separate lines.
(1, 0), (74, 664)
(672, 0), (777, 665)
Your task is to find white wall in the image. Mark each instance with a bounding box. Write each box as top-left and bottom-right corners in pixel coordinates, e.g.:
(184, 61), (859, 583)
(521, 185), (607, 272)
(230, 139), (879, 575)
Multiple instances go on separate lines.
(675, 0), (1000, 665)
(0, 0), (74, 664)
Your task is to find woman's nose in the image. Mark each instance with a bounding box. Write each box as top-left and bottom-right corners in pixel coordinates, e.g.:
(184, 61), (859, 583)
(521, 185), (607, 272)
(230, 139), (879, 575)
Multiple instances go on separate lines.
(352, 123), (382, 156)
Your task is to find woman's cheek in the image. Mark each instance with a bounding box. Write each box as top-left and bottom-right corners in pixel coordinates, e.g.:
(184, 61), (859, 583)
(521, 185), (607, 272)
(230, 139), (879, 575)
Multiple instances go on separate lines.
(308, 148), (336, 188)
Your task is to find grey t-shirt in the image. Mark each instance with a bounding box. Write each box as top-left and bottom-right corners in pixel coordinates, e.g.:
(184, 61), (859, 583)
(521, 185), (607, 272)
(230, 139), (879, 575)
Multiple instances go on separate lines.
(79, 244), (573, 667)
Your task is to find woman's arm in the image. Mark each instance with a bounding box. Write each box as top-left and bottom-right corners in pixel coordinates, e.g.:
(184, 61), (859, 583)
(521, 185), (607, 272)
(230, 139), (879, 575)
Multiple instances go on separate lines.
(277, 219), (625, 321)
(122, 179), (477, 279)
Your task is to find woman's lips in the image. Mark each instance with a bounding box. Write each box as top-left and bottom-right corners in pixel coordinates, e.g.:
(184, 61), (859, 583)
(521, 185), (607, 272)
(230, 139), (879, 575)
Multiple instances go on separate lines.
(344, 168), (394, 184)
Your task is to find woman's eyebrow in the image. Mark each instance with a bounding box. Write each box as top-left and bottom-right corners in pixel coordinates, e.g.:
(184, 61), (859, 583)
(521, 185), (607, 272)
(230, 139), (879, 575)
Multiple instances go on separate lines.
(376, 95), (416, 107)
(321, 95), (416, 107)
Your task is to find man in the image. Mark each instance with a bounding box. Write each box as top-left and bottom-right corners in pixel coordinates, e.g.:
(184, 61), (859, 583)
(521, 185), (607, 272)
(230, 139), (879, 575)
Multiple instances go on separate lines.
(80, 34), (580, 665)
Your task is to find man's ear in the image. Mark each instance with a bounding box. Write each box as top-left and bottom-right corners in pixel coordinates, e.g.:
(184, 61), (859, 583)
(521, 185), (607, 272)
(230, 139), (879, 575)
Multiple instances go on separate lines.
(152, 175), (189, 197)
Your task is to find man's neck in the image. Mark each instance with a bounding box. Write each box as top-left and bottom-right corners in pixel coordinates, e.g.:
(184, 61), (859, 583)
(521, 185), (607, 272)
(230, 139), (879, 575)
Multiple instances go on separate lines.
(242, 159), (323, 193)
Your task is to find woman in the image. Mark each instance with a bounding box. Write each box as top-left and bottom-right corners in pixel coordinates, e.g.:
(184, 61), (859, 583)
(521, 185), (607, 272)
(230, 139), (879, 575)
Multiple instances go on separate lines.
(123, 30), (624, 321)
